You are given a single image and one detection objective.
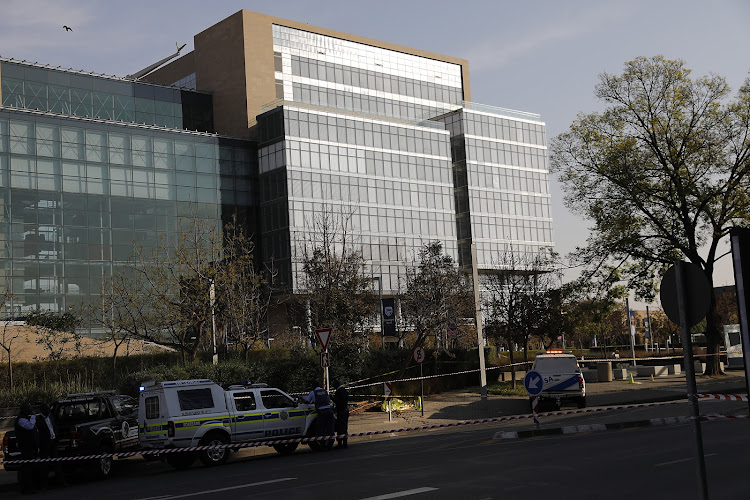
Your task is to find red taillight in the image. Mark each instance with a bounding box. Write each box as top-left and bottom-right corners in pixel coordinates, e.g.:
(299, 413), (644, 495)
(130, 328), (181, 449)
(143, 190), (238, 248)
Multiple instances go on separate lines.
(69, 429), (82, 448)
(578, 376), (584, 389)
(2, 434), (9, 454)
(167, 421), (175, 438)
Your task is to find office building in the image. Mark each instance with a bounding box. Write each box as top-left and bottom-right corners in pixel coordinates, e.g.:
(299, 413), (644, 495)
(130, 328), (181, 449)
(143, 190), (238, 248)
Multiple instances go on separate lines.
(0, 10), (553, 327)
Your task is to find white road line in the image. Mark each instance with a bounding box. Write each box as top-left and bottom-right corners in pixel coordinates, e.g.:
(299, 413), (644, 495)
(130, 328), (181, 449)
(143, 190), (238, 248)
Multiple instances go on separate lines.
(133, 478), (297, 500)
(360, 487), (439, 499)
(655, 454), (717, 467)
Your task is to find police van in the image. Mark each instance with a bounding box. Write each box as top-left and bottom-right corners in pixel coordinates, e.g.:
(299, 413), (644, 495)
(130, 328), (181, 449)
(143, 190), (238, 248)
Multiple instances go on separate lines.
(138, 379), (320, 468)
(530, 351), (586, 409)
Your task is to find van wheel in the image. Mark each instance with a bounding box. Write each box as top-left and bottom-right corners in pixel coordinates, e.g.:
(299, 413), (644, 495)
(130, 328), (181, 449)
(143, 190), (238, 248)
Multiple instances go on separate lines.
(166, 451), (196, 469)
(95, 443), (114, 478)
(577, 397), (587, 409)
(198, 434), (230, 466)
(273, 442), (299, 455)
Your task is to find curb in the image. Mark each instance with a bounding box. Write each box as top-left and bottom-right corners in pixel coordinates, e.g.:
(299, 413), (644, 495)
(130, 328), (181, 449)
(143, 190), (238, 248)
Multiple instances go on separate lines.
(493, 416), (692, 440)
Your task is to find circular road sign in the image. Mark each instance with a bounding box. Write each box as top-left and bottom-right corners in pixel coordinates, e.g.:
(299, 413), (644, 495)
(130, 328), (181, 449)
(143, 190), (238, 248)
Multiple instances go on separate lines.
(524, 370), (544, 396)
(413, 345), (426, 364)
(659, 262), (710, 327)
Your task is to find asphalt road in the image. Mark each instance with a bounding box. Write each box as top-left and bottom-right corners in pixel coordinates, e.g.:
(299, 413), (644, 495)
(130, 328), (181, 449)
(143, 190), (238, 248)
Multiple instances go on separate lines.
(3, 406), (748, 500)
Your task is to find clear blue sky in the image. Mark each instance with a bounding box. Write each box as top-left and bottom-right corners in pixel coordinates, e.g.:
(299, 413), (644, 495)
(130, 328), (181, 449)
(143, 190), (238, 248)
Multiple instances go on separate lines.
(2, 0), (749, 295)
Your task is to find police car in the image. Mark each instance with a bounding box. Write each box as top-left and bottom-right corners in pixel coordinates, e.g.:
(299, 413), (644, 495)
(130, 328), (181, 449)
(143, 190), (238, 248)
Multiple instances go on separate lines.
(530, 351), (586, 409)
(138, 379), (319, 468)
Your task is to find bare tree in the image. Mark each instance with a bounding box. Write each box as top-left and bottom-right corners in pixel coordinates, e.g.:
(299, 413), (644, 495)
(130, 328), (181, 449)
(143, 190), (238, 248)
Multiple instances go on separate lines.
(26, 309), (81, 361)
(400, 242), (473, 353)
(0, 292), (21, 389)
(295, 208), (375, 350)
(218, 220), (276, 359)
(483, 249), (557, 387)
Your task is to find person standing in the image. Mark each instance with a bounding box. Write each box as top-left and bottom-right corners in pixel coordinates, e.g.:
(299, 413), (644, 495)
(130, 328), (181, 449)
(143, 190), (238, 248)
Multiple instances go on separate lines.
(14, 402), (39, 495)
(37, 403), (64, 487)
(331, 379), (349, 449)
(303, 380), (335, 448)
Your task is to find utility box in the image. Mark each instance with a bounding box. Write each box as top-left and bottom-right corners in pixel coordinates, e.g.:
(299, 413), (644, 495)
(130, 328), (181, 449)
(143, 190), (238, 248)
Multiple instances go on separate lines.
(597, 361), (613, 382)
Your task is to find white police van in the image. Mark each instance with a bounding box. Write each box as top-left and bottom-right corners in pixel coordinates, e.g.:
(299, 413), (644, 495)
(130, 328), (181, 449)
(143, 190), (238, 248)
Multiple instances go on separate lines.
(530, 351), (586, 409)
(138, 379), (320, 468)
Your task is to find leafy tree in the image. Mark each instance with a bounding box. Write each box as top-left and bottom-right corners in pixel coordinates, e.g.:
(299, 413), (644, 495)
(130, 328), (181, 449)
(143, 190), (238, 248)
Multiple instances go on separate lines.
(26, 309), (81, 360)
(551, 56), (750, 374)
(400, 241), (472, 354)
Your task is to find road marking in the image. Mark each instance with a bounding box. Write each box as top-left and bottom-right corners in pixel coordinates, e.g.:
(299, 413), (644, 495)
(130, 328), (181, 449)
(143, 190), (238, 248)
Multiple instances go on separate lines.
(655, 454), (717, 467)
(360, 487), (438, 499)
(133, 478), (297, 500)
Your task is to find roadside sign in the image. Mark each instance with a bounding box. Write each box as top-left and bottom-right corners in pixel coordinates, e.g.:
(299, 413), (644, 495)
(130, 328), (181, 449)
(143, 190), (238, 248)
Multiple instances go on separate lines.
(524, 370), (543, 396)
(384, 382), (392, 400)
(321, 351), (330, 368)
(413, 345), (426, 364)
(315, 328), (332, 350)
(659, 263), (710, 327)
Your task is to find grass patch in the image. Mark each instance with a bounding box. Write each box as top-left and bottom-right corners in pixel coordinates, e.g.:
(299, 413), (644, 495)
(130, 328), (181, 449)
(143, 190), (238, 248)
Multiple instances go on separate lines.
(487, 381), (528, 397)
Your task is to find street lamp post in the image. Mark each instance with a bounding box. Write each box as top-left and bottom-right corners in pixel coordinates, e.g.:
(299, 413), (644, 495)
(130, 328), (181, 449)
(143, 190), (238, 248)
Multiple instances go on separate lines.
(373, 276), (383, 348)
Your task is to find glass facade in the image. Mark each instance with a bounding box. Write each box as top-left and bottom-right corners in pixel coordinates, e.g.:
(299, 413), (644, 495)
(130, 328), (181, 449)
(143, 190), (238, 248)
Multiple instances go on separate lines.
(257, 105), (456, 294)
(0, 102), (251, 322)
(1, 60), (213, 132)
(272, 24), (463, 122)
(436, 108), (553, 269)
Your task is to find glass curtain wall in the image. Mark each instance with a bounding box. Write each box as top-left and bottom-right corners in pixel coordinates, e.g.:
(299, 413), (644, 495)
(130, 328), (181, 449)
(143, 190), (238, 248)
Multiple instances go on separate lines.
(257, 105), (456, 294)
(0, 109), (250, 325)
(1, 61), (213, 132)
(436, 108), (553, 268)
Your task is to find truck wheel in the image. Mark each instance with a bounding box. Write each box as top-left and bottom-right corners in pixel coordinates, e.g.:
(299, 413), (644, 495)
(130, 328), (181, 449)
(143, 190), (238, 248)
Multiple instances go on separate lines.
(166, 451), (196, 469)
(95, 443), (114, 478)
(198, 434), (230, 466)
(273, 442), (299, 455)
(577, 397), (587, 409)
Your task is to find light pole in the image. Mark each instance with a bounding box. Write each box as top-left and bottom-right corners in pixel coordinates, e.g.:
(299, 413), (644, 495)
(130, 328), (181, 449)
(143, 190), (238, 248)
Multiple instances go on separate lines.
(210, 279), (218, 365)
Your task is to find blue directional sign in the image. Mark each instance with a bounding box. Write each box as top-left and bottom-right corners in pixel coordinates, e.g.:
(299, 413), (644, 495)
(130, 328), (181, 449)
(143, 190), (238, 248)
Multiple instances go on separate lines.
(524, 370), (544, 396)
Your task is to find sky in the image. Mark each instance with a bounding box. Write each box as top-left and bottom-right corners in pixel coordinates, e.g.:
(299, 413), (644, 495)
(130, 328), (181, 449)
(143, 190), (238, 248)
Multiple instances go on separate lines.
(1, 0), (749, 305)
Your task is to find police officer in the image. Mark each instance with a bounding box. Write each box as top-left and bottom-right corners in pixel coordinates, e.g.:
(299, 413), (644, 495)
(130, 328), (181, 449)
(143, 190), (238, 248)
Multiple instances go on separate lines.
(37, 403), (64, 487)
(14, 402), (39, 495)
(303, 380), (335, 448)
(331, 379), (349, 449)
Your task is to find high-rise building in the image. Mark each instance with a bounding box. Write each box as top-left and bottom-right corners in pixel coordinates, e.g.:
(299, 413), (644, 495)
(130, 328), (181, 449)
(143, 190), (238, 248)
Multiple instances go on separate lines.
(0, 10), (553, 329)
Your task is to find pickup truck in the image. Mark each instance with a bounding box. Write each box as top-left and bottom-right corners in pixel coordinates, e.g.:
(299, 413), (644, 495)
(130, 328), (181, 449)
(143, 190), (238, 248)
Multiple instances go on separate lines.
(2, 392), (139, 478)
(139, 380), (323, 469)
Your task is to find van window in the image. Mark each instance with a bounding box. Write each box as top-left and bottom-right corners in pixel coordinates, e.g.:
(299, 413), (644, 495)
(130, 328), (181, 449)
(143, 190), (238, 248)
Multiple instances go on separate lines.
(145, 396), (160, 419)
(177, 388), (214, 411)
(233, 392), (256, 412)
(534, 356), (579, 373)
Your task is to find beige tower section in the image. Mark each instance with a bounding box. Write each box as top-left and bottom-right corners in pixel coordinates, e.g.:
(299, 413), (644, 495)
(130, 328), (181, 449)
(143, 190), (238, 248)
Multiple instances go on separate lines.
(145, 10), (471, 139)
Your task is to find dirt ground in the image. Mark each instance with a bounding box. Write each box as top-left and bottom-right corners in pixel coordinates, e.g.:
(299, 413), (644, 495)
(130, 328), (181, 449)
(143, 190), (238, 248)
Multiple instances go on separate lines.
(0, 325), (168, 363)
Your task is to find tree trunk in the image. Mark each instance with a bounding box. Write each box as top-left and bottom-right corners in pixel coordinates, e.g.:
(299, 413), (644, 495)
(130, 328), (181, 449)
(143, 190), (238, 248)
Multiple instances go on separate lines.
(703, 275), (724, 376)
(112, 342), (119, 386)
(508, 342), (516, 389)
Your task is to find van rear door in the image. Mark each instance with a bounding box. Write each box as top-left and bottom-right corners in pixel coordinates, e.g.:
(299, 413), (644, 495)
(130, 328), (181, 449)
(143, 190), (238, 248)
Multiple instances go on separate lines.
(139, 390), (168, 446)
(534, 356), (582, 394)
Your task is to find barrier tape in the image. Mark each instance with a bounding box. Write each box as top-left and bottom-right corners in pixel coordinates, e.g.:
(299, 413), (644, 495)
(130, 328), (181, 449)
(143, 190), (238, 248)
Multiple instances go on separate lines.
(702, 414), (750, 420)
(696, 393), (748, 402)
(1, 399), (684, 466)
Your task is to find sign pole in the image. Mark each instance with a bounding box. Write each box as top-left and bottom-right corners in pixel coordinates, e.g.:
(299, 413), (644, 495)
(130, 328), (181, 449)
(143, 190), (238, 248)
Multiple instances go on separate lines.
(532, 395), (539, 428)
(675, 262), (710, 500)
(420, 363), (424, 417)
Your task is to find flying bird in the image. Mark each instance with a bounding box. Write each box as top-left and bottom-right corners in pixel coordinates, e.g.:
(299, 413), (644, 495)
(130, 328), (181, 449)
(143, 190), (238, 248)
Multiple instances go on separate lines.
(63, 26), (72, 31)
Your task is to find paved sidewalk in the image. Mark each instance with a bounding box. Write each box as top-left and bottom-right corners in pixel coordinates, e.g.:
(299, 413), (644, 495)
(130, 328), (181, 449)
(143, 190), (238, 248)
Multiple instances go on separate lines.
(346, 371), (748, 438)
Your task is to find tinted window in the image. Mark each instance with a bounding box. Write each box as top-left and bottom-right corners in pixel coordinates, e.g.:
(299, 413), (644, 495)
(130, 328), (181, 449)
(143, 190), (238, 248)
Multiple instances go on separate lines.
(260, 390), (295, 409)
(177, 388), (214, 411)
(233, 392), (256, 412)
(111, 395), (137, 415)
(54, 399), (102, 423)
(533, 357), (579, 373)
